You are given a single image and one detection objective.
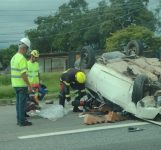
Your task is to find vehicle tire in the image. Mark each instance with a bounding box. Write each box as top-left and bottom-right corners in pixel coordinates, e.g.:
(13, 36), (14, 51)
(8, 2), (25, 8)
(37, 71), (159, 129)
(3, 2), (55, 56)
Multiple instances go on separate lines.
(132, 75), (150, 104)
(126, 40), (144, 56)
(80, 46), (95, 69)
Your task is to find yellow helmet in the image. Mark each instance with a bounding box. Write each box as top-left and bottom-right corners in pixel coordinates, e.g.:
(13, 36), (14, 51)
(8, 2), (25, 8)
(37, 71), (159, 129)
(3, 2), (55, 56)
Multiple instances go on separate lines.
(31, 50), (39, 57)
(75, 71), (86, 83)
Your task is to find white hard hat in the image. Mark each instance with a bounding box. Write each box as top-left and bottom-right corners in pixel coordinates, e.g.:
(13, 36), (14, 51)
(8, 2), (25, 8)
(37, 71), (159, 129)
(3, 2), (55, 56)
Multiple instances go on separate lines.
(20, 37), (31, 48)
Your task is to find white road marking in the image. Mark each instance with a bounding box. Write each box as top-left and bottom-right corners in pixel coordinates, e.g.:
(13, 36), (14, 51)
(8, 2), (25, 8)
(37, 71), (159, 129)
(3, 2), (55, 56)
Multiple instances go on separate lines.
(18, 122), (148, 139)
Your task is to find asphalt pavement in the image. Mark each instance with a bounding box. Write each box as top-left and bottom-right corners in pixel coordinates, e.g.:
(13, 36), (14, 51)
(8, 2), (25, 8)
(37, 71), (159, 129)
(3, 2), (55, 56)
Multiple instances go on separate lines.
(1, 103), (161, 150)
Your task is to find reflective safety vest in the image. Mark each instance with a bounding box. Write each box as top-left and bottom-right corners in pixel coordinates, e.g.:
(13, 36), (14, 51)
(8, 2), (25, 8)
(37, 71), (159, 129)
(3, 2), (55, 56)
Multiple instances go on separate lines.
(10, 53), (28, 87)
(27, 60), (39, 84)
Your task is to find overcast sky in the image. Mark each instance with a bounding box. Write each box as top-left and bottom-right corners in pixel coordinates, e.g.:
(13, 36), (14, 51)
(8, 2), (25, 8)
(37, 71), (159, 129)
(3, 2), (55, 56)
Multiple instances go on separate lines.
(0, 0), (159, 48)
(0, 0), (103, 48)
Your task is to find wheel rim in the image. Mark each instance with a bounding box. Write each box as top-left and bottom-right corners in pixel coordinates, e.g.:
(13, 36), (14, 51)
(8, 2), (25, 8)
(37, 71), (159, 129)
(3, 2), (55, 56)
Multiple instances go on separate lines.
(81, 51), (89, 67)
(128, 46), (138, 55)
(143, 82), (150, 97)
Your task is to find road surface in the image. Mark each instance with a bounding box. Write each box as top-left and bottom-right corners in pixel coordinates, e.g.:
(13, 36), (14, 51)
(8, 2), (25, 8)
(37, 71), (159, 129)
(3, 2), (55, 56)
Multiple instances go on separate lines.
(0, 104), (161, 150)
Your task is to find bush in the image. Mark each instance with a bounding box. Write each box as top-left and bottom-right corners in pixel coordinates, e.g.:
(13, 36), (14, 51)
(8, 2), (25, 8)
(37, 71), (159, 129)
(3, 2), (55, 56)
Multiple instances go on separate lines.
(106, 25), (161, 52)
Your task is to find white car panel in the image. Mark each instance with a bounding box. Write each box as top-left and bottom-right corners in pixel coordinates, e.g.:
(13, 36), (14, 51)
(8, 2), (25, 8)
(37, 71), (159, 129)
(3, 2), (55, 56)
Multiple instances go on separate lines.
(86, 62), (161, 119)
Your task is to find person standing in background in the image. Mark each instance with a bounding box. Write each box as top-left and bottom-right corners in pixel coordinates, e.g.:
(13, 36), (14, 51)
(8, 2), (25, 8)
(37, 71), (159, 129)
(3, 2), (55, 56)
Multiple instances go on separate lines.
(27, 50), (41, 109)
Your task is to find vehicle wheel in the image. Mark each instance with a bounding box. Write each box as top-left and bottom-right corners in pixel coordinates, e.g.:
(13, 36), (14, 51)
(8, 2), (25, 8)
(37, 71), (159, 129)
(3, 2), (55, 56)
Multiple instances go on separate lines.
(80, 46), (95, 69)
(132, 75), (150, 104)
(126, 40), (144, 56)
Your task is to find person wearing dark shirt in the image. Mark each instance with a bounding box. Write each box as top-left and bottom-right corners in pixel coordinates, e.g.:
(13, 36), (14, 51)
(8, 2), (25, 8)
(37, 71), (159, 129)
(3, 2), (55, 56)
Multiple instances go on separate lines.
(59, 68), (86, 112)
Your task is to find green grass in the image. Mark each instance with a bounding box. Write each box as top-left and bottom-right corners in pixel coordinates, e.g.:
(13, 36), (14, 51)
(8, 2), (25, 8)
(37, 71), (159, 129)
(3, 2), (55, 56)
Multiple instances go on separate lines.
(0, 85), (15, 99)
(41, 72), (61, 94)
(0, 72), (61, 99)
(0, 74), (11, 86)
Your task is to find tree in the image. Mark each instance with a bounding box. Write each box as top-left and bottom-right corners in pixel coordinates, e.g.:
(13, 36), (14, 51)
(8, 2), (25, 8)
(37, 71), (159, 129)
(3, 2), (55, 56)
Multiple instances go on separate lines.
(0, 45), (17, 69)
(106, 25), (161, 52)
(25, 0), (158, 52)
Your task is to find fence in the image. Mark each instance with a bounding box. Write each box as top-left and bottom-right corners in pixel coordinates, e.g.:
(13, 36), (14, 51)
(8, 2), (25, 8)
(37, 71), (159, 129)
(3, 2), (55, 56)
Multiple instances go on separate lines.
(39, 57), (66, 73)
(39, 52), (80, 73)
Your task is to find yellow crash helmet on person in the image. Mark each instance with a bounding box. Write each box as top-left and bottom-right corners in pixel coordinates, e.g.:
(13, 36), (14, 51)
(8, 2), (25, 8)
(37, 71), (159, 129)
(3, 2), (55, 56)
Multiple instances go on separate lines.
(20, 37), (31, 49)
(75, 71), (86, 83)
(31, 50), (39, 58)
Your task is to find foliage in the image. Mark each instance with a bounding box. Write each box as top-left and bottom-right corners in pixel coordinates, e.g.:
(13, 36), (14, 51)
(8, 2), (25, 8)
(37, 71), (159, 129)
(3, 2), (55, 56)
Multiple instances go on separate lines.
(0, 0), (160, 68)
(25, 0), (158, 52)
(150, 36), (161, 53)
(105, 25), (161, 52)
(0, 45), (17, 69)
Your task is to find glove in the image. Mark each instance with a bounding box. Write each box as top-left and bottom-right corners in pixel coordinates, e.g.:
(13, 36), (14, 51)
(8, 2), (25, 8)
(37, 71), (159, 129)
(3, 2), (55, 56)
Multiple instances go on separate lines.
(66, 97), (71, 102)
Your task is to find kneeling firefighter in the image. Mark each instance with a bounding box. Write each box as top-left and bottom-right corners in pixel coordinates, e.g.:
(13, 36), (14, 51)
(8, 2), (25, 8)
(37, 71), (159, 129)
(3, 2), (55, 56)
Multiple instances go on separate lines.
(59, 68), (86, 112)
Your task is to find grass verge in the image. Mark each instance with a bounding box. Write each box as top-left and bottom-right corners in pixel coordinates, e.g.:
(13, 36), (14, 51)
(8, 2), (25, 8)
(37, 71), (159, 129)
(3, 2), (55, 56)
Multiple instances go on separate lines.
(0, 72), (61, 104)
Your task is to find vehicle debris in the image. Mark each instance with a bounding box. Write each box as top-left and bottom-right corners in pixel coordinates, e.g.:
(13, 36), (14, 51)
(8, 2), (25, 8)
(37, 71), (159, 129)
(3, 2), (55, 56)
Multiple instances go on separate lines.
(36, 105), (69, 121)
(128, 127), (144, 132)
(83, 111), (127, 125)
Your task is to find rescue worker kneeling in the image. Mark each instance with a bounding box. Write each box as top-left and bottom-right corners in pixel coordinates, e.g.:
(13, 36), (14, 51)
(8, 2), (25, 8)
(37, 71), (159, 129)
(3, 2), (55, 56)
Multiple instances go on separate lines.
(59, 68), (86, 112)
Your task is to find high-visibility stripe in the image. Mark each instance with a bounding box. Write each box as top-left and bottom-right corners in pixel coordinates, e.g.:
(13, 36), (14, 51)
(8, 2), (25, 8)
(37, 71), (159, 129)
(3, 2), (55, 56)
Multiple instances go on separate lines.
(65, 95), (70, 98)
(10, 53), (28, 87)
(81, 89), (86, 92)
(74, 94), (79, 97)
(11, 75), (21, 78)
(28, 71), (39, 73)
(27, 61), (39, 84)
(74, 90), (79, 93)
(11, 68), (21, 71)
(63, 69), (70, 74)
(64, 81), (70, 86)
(28, 75), (39, 77)
(60, 79), (70, 86)
(11, 67), (27, 71)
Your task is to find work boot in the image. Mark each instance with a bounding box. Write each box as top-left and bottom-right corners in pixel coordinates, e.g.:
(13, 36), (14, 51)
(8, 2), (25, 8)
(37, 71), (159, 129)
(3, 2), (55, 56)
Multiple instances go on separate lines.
(19, 121), (32, 126)
(73, 106), (83, 112)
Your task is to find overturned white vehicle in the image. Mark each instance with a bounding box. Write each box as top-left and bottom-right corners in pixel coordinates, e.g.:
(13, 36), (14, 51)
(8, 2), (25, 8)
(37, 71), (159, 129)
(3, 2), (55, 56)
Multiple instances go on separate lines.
(78, 43), (161, 119)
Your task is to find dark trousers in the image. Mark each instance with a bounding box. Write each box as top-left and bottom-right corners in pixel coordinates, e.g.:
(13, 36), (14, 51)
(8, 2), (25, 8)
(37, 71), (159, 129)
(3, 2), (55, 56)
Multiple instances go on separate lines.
(59, 82), (86, 108)
(59, 82), (67, 107)
(14, 87), (28, 124)
(39, 84), (48, 101)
